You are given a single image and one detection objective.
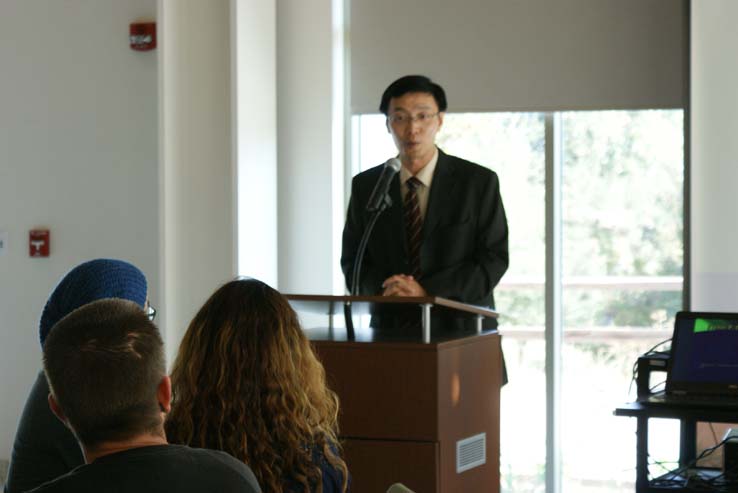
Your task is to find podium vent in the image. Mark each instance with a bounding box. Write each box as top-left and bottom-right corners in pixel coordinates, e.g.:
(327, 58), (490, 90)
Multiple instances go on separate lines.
(456, 432), (486, 473)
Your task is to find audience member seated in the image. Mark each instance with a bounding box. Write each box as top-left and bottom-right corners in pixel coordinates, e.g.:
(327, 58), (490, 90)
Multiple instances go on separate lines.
(28, 298), (262, 492)
(5, 259), (149, 493)
(166, 278), (350, 493)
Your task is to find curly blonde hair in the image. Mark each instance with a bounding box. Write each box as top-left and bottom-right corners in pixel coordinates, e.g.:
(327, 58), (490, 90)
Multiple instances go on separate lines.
(166, 278), (348, 492)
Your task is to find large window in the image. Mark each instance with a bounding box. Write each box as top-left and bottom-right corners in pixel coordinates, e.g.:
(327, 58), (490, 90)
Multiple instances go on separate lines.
(560, 111), (683, 491)
(352, 109), (684, 492)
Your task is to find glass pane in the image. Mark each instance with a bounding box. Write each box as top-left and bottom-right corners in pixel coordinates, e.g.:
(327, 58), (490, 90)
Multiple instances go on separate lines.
(561, 110), (684, 492)
(354, 112), (546, 492)
(355, 114), (396, 173)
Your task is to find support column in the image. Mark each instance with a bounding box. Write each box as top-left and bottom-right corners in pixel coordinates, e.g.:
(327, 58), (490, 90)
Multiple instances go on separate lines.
(159, 0), (235, 361)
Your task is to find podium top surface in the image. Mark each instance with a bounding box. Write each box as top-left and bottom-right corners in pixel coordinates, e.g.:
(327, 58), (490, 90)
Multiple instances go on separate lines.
(285, 294), (498, 319)
(303, 325), (500, 346)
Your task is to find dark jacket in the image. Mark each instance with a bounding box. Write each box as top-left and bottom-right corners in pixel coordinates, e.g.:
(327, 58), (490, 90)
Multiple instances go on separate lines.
(4, 372), (84, 493)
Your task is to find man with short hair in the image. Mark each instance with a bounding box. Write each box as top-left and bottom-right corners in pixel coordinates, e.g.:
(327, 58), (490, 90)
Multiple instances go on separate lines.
(31, 298), (261, 492)
(342, 75), (509, 330)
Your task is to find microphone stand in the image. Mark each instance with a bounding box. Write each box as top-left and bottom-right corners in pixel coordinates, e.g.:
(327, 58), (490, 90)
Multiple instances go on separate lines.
(344, 193), (393, 340)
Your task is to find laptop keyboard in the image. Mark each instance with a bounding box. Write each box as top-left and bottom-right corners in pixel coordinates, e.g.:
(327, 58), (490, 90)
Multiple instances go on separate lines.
(666, 393), (738, 407)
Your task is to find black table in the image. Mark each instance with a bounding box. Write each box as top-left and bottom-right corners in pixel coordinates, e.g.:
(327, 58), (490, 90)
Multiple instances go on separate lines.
(614, 401), (738, 492)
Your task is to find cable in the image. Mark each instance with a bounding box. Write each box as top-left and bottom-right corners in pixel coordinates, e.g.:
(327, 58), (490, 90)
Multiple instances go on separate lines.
(649, 380), (666, 393)
(643, 338), (673, 356)
(648, 456), (680, 482)
(629, 337), (672, 396)
(650, 437), (738, 492)
(709, 423), (719, 448)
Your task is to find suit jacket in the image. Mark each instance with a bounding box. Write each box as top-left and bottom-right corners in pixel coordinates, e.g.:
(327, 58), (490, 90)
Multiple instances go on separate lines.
(341, 149), (509, 327)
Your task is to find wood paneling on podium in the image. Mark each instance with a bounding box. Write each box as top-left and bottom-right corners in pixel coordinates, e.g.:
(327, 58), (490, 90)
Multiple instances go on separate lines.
(289, 295), (502, 493)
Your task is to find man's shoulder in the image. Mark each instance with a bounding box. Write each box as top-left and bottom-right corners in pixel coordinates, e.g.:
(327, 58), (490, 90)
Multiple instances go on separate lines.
(353, 162), (386, 183)
(439, 151), (497, 179)
(25, 445), (261, 493)
(158, 445), (261, 488)
(349, 163), (391, 201)
(23, 467), (84, 493)
(177, 445), (245, 469)
(438, 151), (499, 190)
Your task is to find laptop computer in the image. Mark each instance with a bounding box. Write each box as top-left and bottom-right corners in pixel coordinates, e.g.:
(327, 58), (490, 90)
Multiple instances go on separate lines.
(642, 311), (738, 408)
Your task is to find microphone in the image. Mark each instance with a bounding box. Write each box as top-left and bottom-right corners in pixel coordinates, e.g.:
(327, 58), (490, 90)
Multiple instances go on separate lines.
(366, 158), (401, 212)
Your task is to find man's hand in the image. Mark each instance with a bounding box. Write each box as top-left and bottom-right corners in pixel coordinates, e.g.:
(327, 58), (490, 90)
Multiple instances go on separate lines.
(381, 274), (427, 297)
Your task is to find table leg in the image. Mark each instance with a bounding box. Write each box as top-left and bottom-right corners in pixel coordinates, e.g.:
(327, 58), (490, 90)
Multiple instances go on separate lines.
(636, 415), (649, 492)
(679, 418), (697, 468)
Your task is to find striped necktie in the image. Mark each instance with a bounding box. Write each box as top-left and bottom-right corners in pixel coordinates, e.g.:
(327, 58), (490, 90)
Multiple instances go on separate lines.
(404, 177), (423, 278)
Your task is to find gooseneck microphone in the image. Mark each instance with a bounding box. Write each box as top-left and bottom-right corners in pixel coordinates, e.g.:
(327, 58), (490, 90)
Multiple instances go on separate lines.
(345, 157), (402, 340)
(366, 158), (401, 212)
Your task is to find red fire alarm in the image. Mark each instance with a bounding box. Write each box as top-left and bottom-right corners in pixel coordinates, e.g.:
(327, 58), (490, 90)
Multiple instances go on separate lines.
(29, 229), (50, 257)
(130, 22), (156, 51)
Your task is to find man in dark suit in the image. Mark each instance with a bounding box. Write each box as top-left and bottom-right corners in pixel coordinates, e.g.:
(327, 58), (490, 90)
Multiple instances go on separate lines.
(341, 75), (509, 330)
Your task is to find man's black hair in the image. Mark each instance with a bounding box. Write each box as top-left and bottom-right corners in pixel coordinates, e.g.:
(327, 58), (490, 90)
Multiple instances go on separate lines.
(379, 75), (448, 115)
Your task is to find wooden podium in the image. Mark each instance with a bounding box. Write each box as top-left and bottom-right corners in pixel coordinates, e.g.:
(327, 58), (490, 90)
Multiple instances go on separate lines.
(286, 295), (502, 493)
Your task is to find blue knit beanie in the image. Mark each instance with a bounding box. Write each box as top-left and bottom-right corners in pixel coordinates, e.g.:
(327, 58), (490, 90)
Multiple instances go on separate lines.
(39, 258), (148, 345)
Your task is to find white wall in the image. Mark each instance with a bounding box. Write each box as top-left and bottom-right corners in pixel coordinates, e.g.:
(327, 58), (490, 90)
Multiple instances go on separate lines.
(235, 0), (278, 286)
(0, 0), (279, 461)
(0, 0), (158, 458)
(276, 0), (344, 294)
(159, 0), (279, 360)
(691, 1), (738, 311)
(159, 0), (237, 360)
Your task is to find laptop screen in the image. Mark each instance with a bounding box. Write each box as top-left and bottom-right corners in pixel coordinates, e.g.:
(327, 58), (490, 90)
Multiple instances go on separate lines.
(667, 311), (738, 394)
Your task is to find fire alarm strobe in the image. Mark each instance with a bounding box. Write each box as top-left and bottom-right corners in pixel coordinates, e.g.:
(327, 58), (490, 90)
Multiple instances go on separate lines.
(29, 229), (50, 257)
(130, 22), (156, 51)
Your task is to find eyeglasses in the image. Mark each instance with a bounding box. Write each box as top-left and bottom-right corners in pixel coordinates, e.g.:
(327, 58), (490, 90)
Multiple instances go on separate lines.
(146, 304), (157, 321)
(387, 112), (440, 126)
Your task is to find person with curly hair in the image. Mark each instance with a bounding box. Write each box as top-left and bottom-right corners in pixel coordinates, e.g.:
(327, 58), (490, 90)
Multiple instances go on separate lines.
(166, 278), (349, 493)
